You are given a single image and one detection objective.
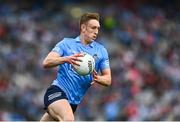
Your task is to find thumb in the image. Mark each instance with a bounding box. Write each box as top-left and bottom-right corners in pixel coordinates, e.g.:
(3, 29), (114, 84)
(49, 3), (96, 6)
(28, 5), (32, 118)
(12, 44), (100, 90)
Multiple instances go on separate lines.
(91, 81), (95, 85)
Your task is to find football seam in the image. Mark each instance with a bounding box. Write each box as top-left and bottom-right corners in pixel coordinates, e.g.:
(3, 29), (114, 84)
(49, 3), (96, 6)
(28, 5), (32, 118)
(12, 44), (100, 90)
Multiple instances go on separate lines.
(88, 60), (92, 74)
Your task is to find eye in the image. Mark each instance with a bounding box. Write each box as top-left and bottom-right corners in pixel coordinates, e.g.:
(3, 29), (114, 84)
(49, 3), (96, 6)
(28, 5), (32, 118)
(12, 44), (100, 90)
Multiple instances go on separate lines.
(91, 26), (100, 30)
(92, 26), (96, 29)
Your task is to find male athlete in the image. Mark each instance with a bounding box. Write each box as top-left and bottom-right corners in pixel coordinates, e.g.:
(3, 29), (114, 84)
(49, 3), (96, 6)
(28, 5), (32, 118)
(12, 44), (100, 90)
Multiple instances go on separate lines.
(40, 12), (111, 121)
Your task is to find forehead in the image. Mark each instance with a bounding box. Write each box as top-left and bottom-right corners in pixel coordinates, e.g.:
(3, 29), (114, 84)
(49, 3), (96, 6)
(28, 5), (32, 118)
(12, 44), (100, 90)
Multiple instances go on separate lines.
(87, 19), (100, 27)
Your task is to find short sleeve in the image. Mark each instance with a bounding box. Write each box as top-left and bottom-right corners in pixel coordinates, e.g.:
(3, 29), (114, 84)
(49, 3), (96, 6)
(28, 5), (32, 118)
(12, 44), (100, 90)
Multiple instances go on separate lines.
(99, 47), (110, 70)
(51, 39), (65, 56)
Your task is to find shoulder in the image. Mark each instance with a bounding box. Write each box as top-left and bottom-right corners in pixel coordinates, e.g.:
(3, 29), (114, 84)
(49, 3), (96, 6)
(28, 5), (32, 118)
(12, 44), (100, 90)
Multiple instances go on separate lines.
(56, 37), (76, 45)
(60, 37), (76, 43)
(93, 41), (107, 52)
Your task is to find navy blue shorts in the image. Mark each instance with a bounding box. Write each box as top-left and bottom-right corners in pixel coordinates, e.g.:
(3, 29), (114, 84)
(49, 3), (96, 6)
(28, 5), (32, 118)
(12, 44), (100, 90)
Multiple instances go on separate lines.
(44, 85), (78, 113)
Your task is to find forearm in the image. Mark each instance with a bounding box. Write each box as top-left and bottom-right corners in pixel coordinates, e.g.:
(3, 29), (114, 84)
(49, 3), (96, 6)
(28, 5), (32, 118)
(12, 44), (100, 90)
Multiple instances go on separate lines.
(94, 75), (111, 86)
(43, 52), (84, 69)
(43, 57), (66, 68)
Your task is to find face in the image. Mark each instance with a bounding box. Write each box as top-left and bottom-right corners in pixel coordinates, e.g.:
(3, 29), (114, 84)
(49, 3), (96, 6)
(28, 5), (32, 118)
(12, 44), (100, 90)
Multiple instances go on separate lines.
(81, 19), (100, 42)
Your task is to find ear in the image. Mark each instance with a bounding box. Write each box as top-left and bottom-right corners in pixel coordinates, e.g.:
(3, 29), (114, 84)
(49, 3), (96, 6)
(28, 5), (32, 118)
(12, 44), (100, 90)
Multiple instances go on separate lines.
(81, 24), (86, 32)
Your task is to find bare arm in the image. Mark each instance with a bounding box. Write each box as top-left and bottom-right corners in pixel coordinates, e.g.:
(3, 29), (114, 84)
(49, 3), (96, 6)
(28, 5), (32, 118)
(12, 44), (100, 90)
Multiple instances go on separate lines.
(43, 52), (83, 68)
(92, 68), (111, 86)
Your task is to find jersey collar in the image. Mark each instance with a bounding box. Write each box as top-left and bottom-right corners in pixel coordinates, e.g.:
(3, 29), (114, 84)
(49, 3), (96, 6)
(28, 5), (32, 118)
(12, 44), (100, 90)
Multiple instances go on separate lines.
(75, 36), (94, 48)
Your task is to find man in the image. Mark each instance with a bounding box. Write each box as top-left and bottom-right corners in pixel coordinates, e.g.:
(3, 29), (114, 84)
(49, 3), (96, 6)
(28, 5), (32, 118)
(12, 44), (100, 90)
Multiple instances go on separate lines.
(40, 12), (111, 121)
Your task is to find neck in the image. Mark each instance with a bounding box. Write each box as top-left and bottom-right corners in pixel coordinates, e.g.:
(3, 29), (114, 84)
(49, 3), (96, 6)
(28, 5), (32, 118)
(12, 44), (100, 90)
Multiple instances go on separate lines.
(79, 35), (91, 45)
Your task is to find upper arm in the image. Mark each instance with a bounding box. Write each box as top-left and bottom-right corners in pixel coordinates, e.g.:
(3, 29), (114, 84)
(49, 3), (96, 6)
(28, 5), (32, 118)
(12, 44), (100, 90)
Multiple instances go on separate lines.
(99, 47), (111, 83)
(100, 68), (112, 86)
(43, 51), (61, 66)
(99, 47), (110, 71)
(45, 51), (61, 59)
(101, 68), (111, 77)
(51, 39), (66, 56)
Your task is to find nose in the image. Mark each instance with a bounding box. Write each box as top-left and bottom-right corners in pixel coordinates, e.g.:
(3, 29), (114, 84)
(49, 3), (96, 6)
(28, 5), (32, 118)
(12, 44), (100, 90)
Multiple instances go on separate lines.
(94, 29), (98, 35)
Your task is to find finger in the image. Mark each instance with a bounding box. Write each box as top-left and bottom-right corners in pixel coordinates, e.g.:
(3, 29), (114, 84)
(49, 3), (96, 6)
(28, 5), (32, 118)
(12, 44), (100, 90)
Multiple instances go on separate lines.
(71, 60), (80, 66)
(74, 53), (84, 57)
(93, 75), (98, 80)
(91, 81), (95, 85)
(93, 69), (97, 73)
(93, 73), (98, 80)
(76, 58), (82, 62)
(93, 70), (98, 75)
(70, 57), (81, 62)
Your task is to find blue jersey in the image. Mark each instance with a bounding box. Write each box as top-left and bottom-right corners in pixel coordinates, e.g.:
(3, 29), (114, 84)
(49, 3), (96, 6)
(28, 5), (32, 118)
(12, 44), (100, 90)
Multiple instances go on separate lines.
(51, 36), (110, 104)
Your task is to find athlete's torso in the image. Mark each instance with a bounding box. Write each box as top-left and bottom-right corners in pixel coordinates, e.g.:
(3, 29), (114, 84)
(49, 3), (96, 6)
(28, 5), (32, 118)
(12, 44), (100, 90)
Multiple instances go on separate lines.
(52, 36), (109, 104)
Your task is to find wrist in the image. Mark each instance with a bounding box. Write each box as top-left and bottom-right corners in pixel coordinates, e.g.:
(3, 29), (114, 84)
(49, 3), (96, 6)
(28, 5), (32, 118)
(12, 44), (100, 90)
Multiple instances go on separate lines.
(60, 56), (68, 63)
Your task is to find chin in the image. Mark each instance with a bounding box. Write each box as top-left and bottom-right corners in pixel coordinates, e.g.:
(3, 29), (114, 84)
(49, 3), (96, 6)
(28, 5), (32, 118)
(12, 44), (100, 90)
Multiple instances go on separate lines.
(92, 37), (97, 41)
(90, 39), (95, 42)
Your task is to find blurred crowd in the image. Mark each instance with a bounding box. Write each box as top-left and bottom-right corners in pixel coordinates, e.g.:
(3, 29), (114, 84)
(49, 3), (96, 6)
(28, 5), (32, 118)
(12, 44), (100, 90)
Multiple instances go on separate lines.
(0, 0), (179, 121)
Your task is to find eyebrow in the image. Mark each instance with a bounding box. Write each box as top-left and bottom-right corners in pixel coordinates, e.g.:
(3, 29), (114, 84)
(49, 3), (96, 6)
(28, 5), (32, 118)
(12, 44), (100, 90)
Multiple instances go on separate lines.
(93, 25), (100, 28)
(89, 24), (100, 28)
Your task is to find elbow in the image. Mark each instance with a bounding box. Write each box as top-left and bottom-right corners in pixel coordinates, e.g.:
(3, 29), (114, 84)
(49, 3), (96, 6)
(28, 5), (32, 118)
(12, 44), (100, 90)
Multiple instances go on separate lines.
(42, 60), (49, 68)
(105, 78), (112, 87)
(106, 79), (112, 86)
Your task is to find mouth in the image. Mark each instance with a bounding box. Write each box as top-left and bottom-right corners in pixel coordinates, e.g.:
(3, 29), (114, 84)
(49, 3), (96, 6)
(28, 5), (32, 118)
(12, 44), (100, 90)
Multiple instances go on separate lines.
(93, 35), (97, 39)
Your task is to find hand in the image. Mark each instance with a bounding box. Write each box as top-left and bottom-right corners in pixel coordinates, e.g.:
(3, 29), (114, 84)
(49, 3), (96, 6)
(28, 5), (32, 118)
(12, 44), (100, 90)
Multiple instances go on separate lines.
(92, 69), (111, 86)
(91, 70), (98, 85)
(65, 53), (84, 66)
